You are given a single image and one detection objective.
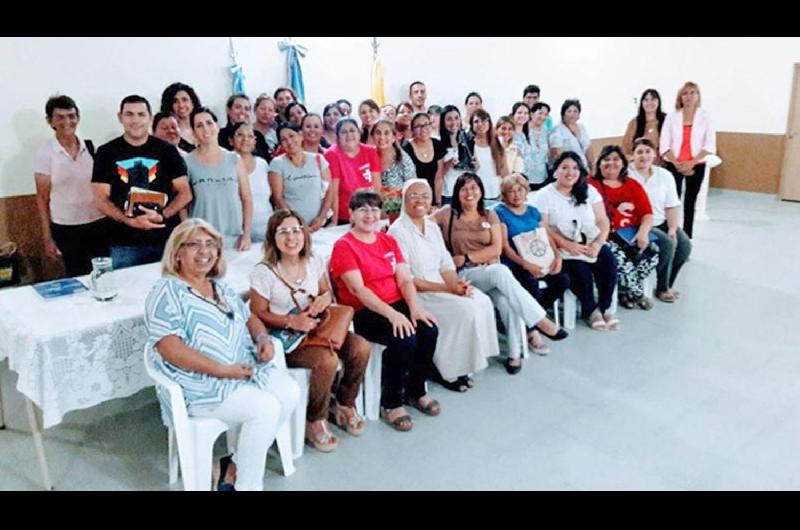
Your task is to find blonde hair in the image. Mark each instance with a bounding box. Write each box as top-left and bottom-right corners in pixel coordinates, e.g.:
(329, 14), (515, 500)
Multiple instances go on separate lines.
(254, 94), (276, 110)
(675, 82), (701, 110)
(500, 174), (530, 199)
(161, 218), (226, 278)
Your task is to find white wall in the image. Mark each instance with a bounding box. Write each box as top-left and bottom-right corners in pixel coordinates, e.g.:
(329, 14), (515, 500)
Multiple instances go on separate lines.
(2, 36), (798, 197)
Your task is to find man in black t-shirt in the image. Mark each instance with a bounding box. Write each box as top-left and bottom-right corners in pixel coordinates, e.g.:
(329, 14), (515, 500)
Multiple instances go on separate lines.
(92, 95), (192, 269)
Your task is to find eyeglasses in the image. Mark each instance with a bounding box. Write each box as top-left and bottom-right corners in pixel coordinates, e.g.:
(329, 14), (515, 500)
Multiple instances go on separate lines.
(412, 123), (431, 130)
(235, 133), (256, 140)
(354, 206), (382, 215)
(275, 226), (304, 236)
(182, 240), (220, 251)
(408, 193), (431, 201)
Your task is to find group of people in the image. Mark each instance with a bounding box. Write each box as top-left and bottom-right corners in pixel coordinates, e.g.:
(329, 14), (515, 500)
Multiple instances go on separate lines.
(33, 78), (714, 491)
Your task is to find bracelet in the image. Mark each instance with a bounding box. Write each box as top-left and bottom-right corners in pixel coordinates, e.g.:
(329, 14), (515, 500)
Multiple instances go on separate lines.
(283, 315), (291, 329)
(255, 332), (270, 343)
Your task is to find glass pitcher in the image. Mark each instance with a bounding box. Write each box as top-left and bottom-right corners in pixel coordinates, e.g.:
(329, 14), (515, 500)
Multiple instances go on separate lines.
(89, 257), (117, 301)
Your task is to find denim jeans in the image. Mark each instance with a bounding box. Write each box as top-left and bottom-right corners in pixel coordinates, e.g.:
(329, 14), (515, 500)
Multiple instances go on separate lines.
(110, 244), (165, 270)
(650, 222), (692, 293)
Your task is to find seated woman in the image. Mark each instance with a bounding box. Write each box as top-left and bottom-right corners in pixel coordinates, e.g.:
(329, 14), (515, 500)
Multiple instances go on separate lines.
(34, 94), (108, 277)
(184, 107), (253, 251)
(532, 152), (618, 330)
(144, 218), (300, 491)
(402, 112), (446, 194)
(230, 123), (271, 242)
(159, 82), (201, 151)
(589, 145), (660, 309)
(628, 139), (691, 302)
(324, 118), (382, 225)
(250, 209), (370, 452)
(495, 175), (570, 354)
(329, 190), (440, 432)
(388, 179), (498, 391)
(549, 99), (594, 173)
(268, 123), (333, 232)
(372, 119), (417, 190)
(434, 173), (567, 375)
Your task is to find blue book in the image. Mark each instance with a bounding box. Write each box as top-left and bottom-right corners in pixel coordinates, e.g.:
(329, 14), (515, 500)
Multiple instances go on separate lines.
(32, 278), (88, 300)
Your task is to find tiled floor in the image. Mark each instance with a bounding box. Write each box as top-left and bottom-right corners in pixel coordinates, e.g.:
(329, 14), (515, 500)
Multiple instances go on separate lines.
(1, 189), (799, 490)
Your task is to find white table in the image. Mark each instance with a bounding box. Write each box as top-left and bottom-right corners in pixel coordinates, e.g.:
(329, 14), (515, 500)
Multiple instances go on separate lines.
(0, 223), (351, 490)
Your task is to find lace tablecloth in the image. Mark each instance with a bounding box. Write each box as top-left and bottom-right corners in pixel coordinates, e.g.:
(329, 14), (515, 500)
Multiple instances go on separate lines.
(0, 224), (350, 429)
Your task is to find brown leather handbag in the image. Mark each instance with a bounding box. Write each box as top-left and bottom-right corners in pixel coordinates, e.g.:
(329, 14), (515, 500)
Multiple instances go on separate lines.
(269, 265), (354, 352)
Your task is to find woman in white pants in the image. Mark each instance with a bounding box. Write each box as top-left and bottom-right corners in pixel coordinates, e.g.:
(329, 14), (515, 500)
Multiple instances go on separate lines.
(145, 218), (300, 491)
(433, 173), (568, 375)
(388, 179), (499, 391)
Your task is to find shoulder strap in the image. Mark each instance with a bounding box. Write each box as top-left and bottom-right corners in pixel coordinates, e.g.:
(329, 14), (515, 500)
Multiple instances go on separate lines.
(265, 263), (312, 312)
(315, 153), (322, 172)
(446, 207), (455, 254)
(85, 139), (95, 159)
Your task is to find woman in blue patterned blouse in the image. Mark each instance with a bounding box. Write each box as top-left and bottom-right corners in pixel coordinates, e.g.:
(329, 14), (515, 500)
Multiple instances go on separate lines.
(145, 218), (300, 491)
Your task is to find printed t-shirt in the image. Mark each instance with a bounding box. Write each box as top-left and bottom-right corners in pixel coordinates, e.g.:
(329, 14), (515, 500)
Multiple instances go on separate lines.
(324, 144), (381, 222)
(91, 135), (187, 247)
(589, 178), (653, 230)
(329, 231), (405, 311)
(494, 203), (543, 267)
(268, 152), (329, 224)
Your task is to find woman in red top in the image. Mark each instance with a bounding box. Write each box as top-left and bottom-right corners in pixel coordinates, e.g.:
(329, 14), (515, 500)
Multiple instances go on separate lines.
(324, 118), (382, 225)
(590, 145), (659, 310)
(329, 189), (440, 432)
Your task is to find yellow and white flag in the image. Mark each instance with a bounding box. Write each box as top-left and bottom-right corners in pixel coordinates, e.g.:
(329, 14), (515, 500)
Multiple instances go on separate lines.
(370, 56), (385, 106)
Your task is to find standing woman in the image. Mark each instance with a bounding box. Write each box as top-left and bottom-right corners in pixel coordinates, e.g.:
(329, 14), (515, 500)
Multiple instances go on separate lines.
(286, 102), (308, 127)
(495, 115), (525, 177)
(329, 190), (441, 431)
(231, 123), (272, 242)
(464, 92), (483, 128)
(160, 82), (201, 152)
(324, 118), (382, 225)
(358, 99), (381, 144)
(531, 152), (618, 331)
(510, 102), (536, 183)
(322, 103), (342, 146)
(184, 107), (253, 251)
(589, 145), (659, 310)
(427, 105), (443, 140)
(372, 119), (417, 190)
(628, 139), (691, 303)
(274, 87), (298, 123)
(34, 94), (108, 277)
(527, 102), (553, 189)
(381, 104), (397, 122)
(435, 173), (567, 374)
(218, 94), (269, 160)
(301, 113), (330, 152)
(468, 108), (507, 200)
(402, 112), (446, 194)
(437, 105), (475, 206)
(337, 99), (353, 118)
(622, 88), (666, 163)
(253, 94), (279, 152)
(250, 210), (370, 451)
(394, 102), (414, 143)
(388, 179), (499, 391)
(659, 82), (716, 239)
(268, 123), (333, 232)
(549, 99), (594, 174)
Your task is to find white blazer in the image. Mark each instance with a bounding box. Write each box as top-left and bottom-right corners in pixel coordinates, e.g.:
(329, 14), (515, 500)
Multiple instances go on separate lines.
(659, 108), (716, 159)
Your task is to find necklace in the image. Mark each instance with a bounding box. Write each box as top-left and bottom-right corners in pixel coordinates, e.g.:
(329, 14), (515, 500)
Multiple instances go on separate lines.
(277, 261), (305, 286)
(186, 280), (234, 319)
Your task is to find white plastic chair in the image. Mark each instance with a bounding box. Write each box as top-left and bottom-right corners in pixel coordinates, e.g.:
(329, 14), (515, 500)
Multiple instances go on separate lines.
(143, 338), (296, 491)
(563, 285), (619, 330)
(362, 342), (384, 421)
(695, 154), (722, 222)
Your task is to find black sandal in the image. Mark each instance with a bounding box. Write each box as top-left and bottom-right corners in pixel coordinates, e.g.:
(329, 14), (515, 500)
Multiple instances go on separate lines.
(431, 367), (468, 392)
